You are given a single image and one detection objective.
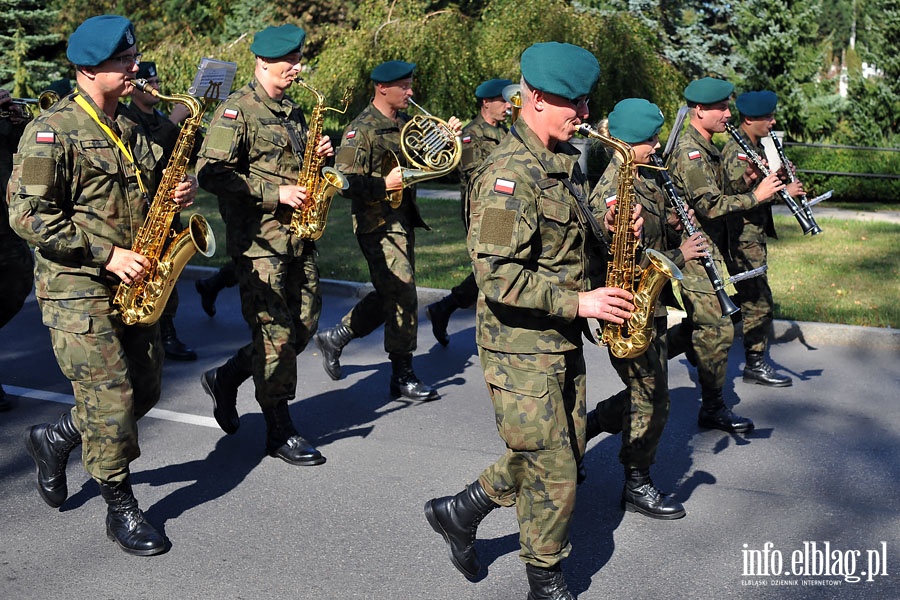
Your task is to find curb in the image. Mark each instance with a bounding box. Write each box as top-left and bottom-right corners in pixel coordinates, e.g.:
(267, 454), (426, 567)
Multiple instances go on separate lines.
(185, 267), (900, 352)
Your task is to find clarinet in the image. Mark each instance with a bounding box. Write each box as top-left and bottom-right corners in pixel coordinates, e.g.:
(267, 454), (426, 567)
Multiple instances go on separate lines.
(724, 123), (820, 235)
(769, 131), (822, 235)
(649, 154), (740, 319)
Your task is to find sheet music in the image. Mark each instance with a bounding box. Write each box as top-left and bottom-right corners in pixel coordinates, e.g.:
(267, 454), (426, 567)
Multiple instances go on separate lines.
(188, 58), (238, 101)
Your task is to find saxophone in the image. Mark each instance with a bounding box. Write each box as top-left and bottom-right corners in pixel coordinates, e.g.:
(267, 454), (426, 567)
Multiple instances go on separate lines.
(577, 124), (683, 359)
(114, 79), (216, 326)
(289, 79), (352, 240)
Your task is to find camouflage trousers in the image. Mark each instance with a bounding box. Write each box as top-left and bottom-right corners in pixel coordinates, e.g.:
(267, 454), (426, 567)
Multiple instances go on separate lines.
(38, 295), (162, 485)
(0, 230), (33, 328)
(341, 230), (418, 355)
(236, 241), (321, 409)
(592, 317), (670, 469)
(728, 239), (773, 354)
(669, 265), (735, 390)
(477, 347), (586, 569)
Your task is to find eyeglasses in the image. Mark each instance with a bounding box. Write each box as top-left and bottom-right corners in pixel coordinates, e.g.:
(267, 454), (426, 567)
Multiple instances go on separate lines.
(108, 53), (142, 67)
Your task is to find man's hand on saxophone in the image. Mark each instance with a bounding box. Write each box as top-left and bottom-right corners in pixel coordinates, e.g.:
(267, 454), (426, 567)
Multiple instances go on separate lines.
(107, 247), (152, 285)
(170, 174), (198, 210)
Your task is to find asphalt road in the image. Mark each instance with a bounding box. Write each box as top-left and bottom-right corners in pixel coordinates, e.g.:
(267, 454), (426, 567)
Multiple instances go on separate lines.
(1, 272), (898, 600)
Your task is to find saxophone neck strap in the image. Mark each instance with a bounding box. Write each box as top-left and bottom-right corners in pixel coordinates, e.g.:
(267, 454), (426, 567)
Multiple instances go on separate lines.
(74, 92), (148, 196)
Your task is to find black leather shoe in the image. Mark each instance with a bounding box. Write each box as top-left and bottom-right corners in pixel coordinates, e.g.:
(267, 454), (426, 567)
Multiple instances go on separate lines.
(390, 376), (440, 401)
(163, 335), (198, 361)
(24, 412), (81, 508)
(425, 296), (457, 347)
(743, 352), (792, 387)
(424, 481), (496, 580)
(201, 368), (240, 434)
(314, 324), (354, 381)
(622, 469), (686, 519)
(266, 434), (326, 466)
(698, 406), (755, 433)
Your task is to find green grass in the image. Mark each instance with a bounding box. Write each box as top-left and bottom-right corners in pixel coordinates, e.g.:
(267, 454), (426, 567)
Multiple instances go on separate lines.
(187, 190), (899, 329)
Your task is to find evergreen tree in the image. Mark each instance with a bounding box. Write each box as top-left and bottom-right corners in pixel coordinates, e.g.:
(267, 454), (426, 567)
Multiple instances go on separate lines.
(0, 0), (63, 94)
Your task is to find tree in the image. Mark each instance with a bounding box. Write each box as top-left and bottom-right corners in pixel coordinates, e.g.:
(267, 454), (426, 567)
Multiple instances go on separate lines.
(0, 0), (63, 94)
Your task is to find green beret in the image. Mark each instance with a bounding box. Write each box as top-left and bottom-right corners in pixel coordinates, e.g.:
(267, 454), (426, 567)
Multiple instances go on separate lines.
(520, 42), (600, 101)
(736, 90), (778, 117)
(684, 77), (734, 105)
(250, 24), (306, 59)
(67, 15), (136, 67)
(137, 61), (157, 80)
(608, 98), (665, 144)
(475, 78), (513, 99)
(371, 60), (416, 83)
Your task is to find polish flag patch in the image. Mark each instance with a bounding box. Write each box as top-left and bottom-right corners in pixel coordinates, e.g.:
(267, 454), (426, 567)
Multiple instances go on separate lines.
(687, 150), (702, 160)
(346, 130), (356, 140)
(223, 108), (239, 120)
(462, 135), (472, 144)
(737, 153), (748, 161)
(36, 131), (55, 144)
(493, 178), (516, 195)
(605, 195), (617, 207)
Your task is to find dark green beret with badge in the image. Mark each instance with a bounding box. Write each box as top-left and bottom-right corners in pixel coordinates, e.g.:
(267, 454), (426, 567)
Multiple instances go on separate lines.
(608, 98), (664, 144)
(476, 78), (513, 99)
(736, 90), (778, 117)
(250, 24), (306, 58)
(684, 77), (734, 105)
(520, 42), (600, 100)
(371, 60), (416, 83)
(137, 61), (157, 79)
(66, 15), (136, 67)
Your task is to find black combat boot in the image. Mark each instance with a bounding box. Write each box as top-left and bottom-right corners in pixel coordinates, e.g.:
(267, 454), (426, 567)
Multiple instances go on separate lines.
(195, 270), (228, 317)
(425, 295), (459, 347)
(314, 323), (354, 381)
(24, 411), (82, 508)
(622, 467), (686, 520)
(424, 480), (498, 580)
(389, 353), (439, 401)
(525, 563), (574, 600)
(97, 476), (166, 556)
(160, 316), (197, 361)
(200, 356), (251, 434)
(698, 387), (754, 433)
(743, 351), (792, 387)
(262, 402), (326, 466)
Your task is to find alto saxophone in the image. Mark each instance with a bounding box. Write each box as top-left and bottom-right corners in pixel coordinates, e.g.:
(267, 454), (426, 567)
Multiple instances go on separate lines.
(114, 79), (216, 326)
(290, 79), (352, 240)
(577, 124), (683, 359)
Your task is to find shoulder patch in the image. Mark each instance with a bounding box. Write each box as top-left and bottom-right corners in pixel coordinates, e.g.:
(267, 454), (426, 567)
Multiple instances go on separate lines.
(346, 130), (356, 140)
(493, 178), (516, 195)
(35, 131), (55, 144)
(223, 108), (239, 120)
(688, 150), (702, 160)
(737, 152), (748, 161)
(21, 156), (56, 187)
(480, 207), (517, 247)
(462, 135), (472, 144)
(605, 194), (617, 207)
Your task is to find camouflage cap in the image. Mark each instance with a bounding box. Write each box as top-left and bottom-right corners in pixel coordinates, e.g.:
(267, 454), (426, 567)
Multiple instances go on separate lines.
(475, 78), (513, 99)
(736, 90), (778, 117)
(520, 42), (600, 101)
(250, 24), (306, 59)
(371, 60), (416, 83)
(136, 61), (157, 79)
(67, 15), (136, 67)
(608, 98), (664, 144)
(684, 77), (734, 105)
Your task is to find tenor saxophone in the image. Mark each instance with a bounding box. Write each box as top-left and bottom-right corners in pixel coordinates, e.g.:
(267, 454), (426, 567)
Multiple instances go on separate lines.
(577, 124), (682, 359)
(114, 79), (216, 326)
(289, 79), (352, 240)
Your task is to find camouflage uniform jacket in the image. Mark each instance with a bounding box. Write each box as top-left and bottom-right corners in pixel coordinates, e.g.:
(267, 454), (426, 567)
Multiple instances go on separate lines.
(721, 128), (777, 243)
(458, 113), (508, 219)
(8, 87), (161, 300)
(334, 103), (427, 235)
(2, 115), (27, 244)
(468, 119), (592, 354)
(589, 154), (685, 317)
(196, 78), (309, 258)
